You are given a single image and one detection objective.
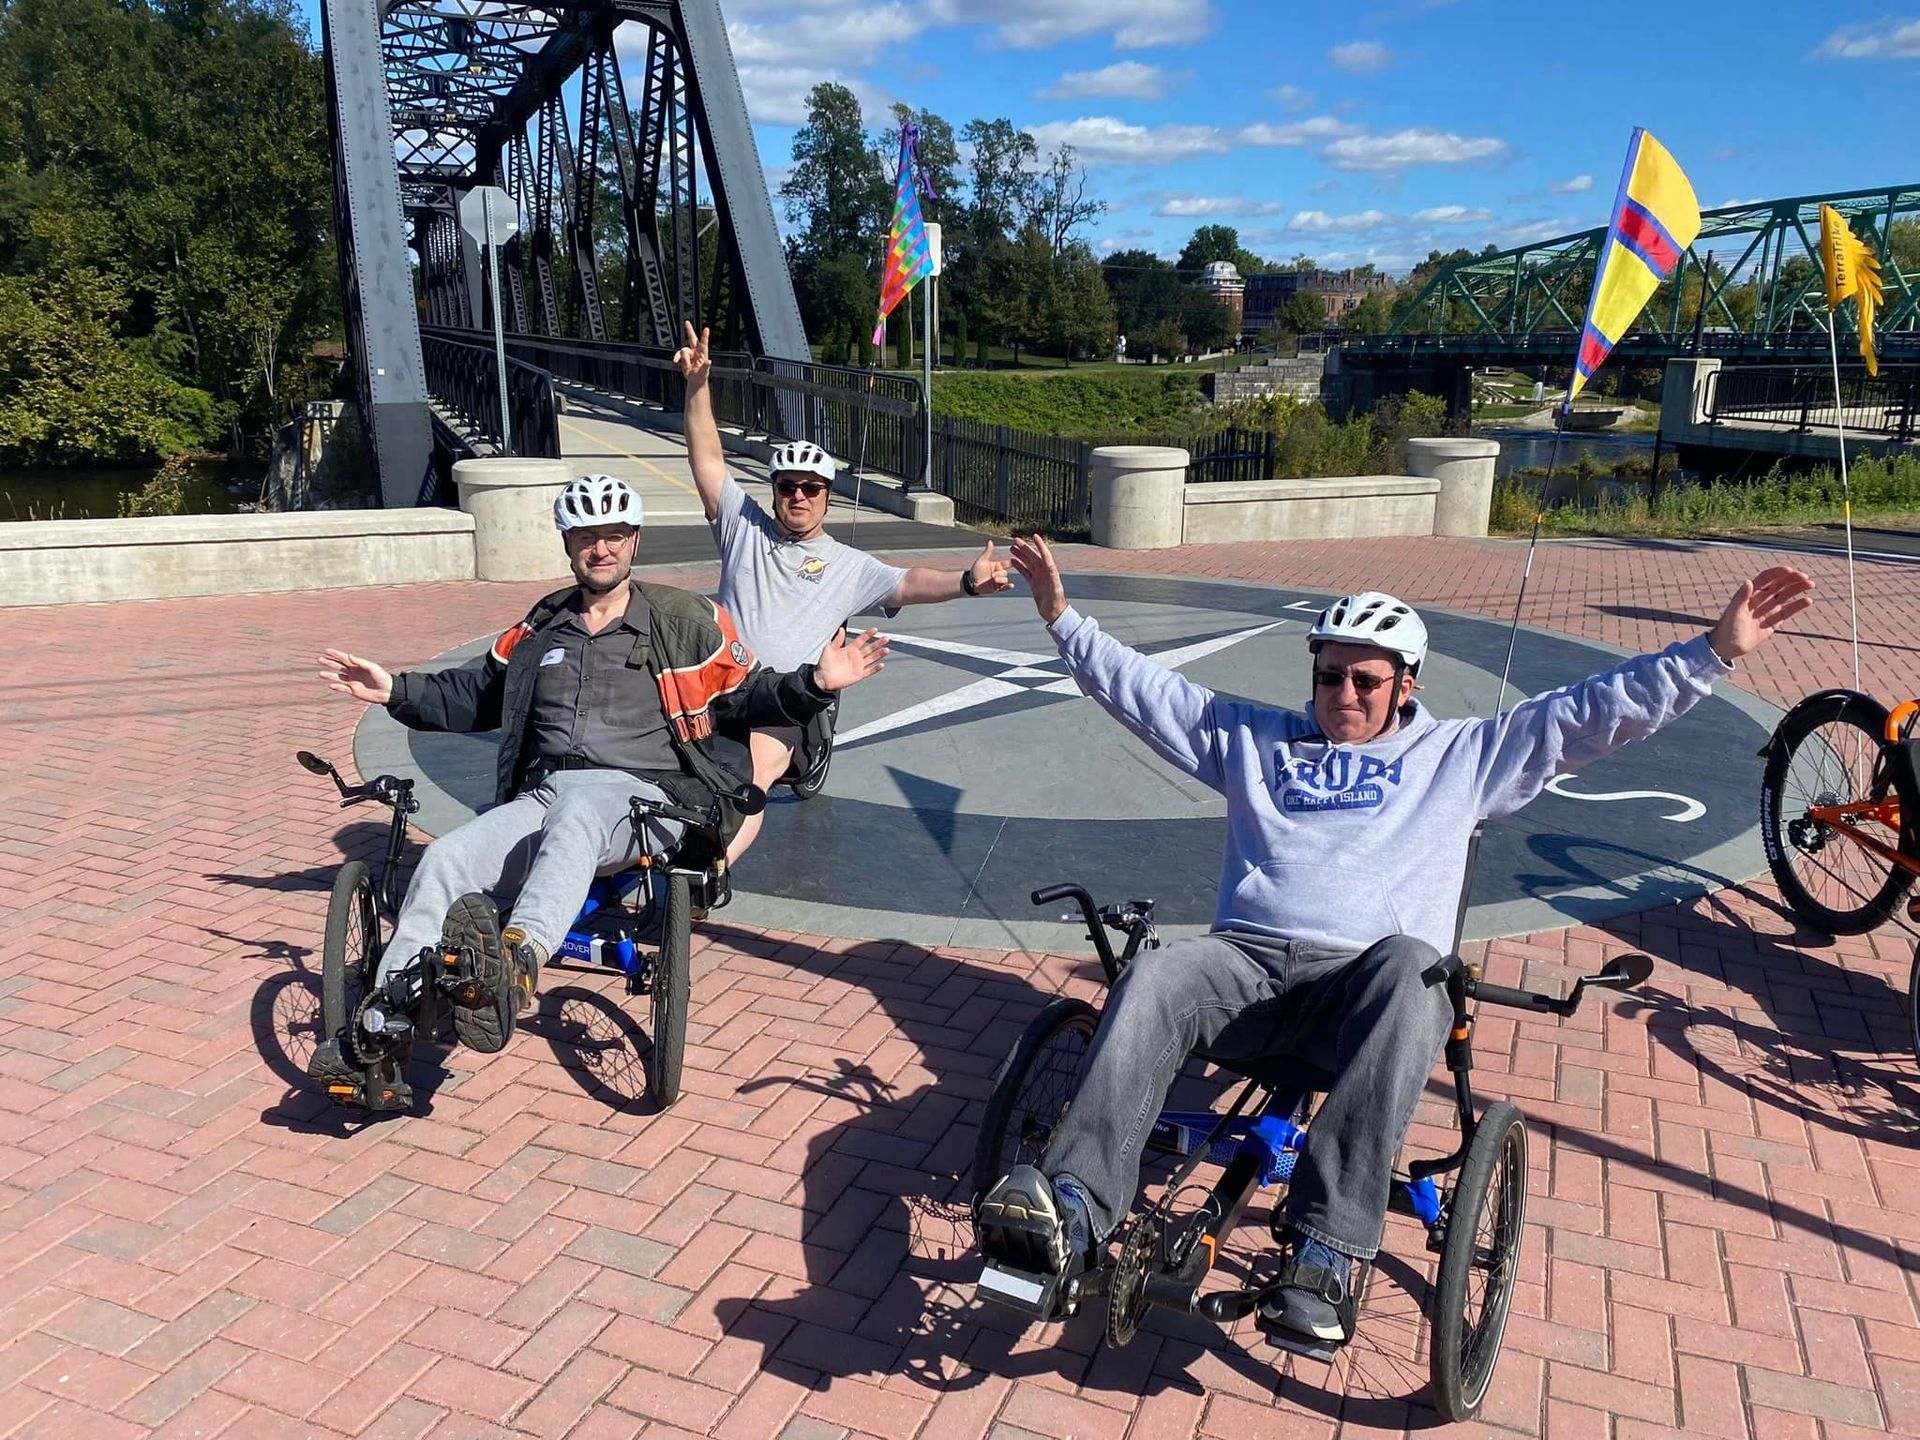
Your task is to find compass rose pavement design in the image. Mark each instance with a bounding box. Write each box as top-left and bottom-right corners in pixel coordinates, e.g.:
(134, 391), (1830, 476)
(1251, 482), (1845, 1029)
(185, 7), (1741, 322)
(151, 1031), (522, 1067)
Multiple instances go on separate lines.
(356, 574), (1781, 950)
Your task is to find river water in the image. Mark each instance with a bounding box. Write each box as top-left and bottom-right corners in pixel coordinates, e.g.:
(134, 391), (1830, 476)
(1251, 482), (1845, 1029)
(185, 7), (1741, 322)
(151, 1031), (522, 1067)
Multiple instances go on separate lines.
(0, 466), (242, 521)
(1478, 427), (1658, 477)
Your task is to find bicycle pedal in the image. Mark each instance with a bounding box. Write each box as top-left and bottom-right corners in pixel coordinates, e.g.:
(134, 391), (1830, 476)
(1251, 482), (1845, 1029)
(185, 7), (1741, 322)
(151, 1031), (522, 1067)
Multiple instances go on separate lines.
(975, 1258), (1071, 1321)
(1258, 1321), (1343, 1363)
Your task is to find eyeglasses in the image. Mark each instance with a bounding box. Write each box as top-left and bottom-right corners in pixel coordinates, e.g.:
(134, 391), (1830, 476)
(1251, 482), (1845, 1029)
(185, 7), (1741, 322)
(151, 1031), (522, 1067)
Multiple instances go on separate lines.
(774, 480), (829, 498)
(1313, 667), (1395, 695)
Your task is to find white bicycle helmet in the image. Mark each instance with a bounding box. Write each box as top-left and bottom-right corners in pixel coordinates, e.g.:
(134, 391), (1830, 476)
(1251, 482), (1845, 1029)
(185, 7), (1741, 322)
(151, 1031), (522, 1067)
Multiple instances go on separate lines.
(767, 439), (836, 481)
(554, 474), (644, 531)
(1307, 591), (1428, 674)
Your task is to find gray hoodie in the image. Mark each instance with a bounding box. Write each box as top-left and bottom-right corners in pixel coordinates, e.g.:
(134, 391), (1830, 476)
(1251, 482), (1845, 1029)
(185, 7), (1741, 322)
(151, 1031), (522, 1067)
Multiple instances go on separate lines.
(1049, 607), (1733, 954)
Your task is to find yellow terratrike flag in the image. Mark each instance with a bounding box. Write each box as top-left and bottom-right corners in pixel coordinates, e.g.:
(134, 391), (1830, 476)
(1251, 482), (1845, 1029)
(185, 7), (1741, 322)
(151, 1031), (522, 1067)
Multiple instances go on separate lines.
(1819, 204), (1883, 376)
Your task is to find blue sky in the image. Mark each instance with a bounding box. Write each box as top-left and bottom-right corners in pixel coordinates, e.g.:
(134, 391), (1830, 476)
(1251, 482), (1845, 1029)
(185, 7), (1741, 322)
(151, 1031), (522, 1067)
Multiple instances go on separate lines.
(301, 3), (1919, 276)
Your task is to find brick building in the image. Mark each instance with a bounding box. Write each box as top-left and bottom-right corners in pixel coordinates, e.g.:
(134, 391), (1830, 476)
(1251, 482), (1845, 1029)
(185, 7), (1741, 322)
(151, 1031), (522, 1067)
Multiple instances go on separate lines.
(1241, 267), (1395, 338)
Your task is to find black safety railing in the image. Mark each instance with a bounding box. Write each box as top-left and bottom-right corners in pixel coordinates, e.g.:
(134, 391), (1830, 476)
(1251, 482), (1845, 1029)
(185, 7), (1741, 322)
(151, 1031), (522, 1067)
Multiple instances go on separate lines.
(420, 331), (563, 458)
(1178, 426), (1278, 485)
(932, 417), (1091, 530)
(1704, 363), (1920, 442)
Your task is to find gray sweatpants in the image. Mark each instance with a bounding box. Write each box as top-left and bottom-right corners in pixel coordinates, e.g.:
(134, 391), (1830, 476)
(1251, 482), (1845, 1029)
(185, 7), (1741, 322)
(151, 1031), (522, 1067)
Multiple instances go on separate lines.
(1041, 930), (1450, 1259)
(375, 769), (684, 984)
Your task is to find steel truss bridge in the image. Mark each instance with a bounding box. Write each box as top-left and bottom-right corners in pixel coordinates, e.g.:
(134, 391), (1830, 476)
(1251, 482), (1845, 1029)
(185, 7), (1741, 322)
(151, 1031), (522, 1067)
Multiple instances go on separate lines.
(1345, 185), (1920, 374)
(323, 0), (808, 504)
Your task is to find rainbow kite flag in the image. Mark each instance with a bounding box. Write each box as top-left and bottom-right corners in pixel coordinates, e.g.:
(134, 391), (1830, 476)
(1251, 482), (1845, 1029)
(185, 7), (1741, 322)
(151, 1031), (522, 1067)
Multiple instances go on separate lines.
(1566, 129), (1700, 408)
(871, 123), (936, 348)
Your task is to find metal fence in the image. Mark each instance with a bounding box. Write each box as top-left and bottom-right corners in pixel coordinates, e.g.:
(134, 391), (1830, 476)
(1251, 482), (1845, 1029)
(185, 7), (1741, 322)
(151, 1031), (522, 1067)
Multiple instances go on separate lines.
(932, 417), (1091, 529)
(1177, 427), (1277, 485)
(1705, 363), (1920, 442)
(420, 332), (562, 458)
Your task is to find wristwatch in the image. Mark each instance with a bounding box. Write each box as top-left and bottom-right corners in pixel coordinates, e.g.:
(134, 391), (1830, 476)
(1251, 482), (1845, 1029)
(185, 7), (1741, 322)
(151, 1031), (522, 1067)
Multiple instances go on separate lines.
(961, 567), (980, 597)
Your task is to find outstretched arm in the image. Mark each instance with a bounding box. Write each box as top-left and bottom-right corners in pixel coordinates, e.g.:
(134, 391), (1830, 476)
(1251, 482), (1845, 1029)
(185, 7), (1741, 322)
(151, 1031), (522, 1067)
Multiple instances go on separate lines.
(674, 322), (728, 522)
(1010, 535), (1229, 790)
(1474, 565), (1814, 815)
(322, 646), (505, 733)
(887, 540), (1014, 606)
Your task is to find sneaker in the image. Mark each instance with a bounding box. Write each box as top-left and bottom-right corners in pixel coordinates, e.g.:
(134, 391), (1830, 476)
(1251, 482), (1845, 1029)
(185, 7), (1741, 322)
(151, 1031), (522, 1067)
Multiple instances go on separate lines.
(501, 926), (545, 1016)
(307, 1039), (413, 1112)
(1259, 1235), (1359, 1345)
(976, 1165), (1095, 1277)
(444, 893), (514, 1054)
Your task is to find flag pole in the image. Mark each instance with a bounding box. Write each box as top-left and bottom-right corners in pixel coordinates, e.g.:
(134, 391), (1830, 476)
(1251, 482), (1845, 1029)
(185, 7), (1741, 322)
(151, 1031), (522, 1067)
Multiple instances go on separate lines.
(1494, 412), (1567, 716)
(1824, 316), (1862, 691)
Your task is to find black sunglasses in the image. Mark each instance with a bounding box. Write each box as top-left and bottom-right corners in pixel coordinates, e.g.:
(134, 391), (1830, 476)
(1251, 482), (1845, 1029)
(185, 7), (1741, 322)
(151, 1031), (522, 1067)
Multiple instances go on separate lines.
(1313, 666), (1396, 695)
(774, 480), (829, 498)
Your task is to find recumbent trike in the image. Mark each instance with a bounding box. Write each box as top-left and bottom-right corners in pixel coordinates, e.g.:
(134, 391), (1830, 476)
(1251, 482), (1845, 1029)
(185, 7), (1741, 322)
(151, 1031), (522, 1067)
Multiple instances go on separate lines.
(296, 751), (748, 1112)
(972, 847), (1652, 1423)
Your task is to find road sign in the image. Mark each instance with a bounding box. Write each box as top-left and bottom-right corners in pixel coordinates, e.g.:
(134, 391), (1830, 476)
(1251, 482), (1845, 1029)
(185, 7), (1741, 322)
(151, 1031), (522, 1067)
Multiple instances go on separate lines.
(925, 222), (943, 277)
(458, 185), (519, 246)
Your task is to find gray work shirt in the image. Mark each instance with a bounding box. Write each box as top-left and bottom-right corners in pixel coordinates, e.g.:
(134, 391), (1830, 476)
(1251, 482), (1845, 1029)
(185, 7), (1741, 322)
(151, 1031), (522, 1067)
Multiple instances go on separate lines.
(711, 477), (908, 672)
(526, 590), (680, 775)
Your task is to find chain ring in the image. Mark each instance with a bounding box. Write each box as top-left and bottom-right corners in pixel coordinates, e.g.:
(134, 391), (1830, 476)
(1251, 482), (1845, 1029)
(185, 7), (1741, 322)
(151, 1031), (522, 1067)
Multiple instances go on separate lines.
(1105, 1218), (1157, 1349)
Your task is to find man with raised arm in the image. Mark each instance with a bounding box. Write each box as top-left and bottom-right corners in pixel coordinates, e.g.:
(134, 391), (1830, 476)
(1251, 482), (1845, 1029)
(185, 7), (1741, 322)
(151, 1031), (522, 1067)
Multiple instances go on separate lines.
(311, 475), (887, 1105)
(674, 322), (1013, 858)
(977, 535), (1812, 1346)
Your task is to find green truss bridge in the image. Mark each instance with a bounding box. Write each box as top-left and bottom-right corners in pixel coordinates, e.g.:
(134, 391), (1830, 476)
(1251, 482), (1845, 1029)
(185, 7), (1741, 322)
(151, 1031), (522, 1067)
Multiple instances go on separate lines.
(1332, 183), (1920, 414)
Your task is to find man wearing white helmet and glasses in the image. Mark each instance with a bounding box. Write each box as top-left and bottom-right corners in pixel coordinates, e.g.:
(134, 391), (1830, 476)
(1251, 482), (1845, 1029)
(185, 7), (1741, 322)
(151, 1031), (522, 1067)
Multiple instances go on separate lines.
(315, 475), (888, 1065)
(977, 534), (1812, 1346)
(674, 323), (1013, 859)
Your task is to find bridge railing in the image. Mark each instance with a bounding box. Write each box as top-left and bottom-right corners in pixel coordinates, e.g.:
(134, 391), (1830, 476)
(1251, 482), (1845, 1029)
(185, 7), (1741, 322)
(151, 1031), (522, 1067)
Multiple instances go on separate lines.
(420, 332), (563, 459)
(1705, 364), (1920, 442)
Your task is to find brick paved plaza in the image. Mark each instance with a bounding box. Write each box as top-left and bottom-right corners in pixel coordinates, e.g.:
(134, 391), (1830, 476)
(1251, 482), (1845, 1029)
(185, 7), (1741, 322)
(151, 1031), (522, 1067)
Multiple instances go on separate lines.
(2, 531), (1917, 1439)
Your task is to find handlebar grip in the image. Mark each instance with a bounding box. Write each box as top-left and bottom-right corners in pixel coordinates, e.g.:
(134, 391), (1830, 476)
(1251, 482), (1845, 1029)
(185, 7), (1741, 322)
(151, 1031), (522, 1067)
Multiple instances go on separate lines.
(1471, 981), (1573, 1016)
(1031, 884), (1091, 908)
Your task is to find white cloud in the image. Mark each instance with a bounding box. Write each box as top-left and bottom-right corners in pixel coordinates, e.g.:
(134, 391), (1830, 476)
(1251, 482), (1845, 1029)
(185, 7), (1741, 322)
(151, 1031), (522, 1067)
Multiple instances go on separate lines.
(1237, 116), (1360, 146)
(923, 0), (1217, 50)
(1270, 84), (1315, 111)
(1817, 19), (1920, 59)
(735, 65), (892, 126)
(1548, 174), (1593, 194)
(1498, 216), (1579, 247)
(1328, 40), (1393, 74)
(1413, 206), (1494, 224)
(726, 4), (922, 68)
(1289, 209), (1392, 234)
(1155, 196), (1286, 217)
(1323, 128), (1508, 170)
(1026, 116), (1229, 166)
(1037, 62), (1168, 102)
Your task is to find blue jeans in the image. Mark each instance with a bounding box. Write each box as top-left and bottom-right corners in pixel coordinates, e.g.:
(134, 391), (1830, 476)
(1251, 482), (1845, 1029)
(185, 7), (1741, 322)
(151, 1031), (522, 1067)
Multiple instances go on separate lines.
(1040, 930), (1451, 1259)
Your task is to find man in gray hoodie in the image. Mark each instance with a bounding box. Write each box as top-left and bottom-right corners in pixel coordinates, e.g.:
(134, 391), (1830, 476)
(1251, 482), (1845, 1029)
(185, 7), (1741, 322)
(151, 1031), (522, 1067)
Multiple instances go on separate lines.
(978, 535), (1812, 1345)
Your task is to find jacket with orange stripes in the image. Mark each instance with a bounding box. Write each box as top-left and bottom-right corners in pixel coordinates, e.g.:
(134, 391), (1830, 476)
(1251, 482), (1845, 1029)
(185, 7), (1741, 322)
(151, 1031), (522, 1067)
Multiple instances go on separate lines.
(384, 580), (833, 849)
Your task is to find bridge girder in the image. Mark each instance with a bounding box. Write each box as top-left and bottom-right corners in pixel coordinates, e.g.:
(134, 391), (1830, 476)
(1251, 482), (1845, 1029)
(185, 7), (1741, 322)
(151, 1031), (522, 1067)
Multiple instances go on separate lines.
(326, 0), (806, 504)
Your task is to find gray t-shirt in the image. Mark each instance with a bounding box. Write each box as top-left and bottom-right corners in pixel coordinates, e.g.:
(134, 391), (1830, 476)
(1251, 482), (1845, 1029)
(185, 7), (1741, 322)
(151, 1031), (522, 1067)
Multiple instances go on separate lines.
(711, 477), (908, 672)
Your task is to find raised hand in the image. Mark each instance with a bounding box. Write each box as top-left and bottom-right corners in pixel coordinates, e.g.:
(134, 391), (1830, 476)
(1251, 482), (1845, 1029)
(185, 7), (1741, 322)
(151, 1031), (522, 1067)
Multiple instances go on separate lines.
(318, 649), (394, 705)
(968, 539), (1014, 595)
(1707, 566), (1815, 662)
(1008, 534), (1068, 624)
(813, 627), (890, 692)
(672, 321), (711, 386)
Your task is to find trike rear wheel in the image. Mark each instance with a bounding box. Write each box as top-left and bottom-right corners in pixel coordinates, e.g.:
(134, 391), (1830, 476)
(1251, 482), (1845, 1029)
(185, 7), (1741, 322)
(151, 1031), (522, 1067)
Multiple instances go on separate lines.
(973, 997), (1099, 1206)
(1430, 1101), (1527, 1423)
(1907, 940), (1920, 1063)
(648, 871), (691, 1108)
(787, 697), (838, 801)
(322, 861), (380, 1043)
(1761, 691), (1912, 935)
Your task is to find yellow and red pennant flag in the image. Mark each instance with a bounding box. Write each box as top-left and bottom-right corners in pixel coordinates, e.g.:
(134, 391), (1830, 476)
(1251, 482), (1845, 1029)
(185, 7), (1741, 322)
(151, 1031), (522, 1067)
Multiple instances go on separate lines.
(871, 123), (936, 348)
(1819, 204), (1883, 376)
(1567, 129), (1700, 408)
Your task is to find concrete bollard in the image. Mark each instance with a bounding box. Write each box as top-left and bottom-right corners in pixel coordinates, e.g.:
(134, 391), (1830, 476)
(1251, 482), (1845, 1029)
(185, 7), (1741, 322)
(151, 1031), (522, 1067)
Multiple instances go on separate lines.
(1405, 437), (1500, 538)
(455, 457), (575, 581)
(1090, 445), (1189, 549)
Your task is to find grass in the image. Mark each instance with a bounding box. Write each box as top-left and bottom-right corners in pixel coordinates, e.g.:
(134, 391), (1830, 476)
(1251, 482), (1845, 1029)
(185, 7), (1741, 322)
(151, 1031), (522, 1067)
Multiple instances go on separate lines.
(1490, 453), (1920, 538)
(929, 367), (1214, 438)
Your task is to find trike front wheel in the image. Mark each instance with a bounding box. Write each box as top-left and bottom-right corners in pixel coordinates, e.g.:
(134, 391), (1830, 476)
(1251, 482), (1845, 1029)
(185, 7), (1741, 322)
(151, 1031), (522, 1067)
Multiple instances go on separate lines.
(648, 870), (691, 1108)
(322, 861), (380, 1043)
(1430, 1100), (1527, 1422)
(973, 997), (1099, 1206)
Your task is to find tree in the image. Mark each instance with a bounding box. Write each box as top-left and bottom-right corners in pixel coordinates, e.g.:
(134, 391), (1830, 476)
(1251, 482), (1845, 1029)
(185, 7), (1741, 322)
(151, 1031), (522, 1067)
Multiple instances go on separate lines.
(1031, 146), (1102, 258)
(782, 84), (888, 355)
(976, 227), (1053, 362)
(1101, 248), (1183, 338)
(1044, 243), (1116, 363)
(1343, 287), (1396, 334)
(960, 118), (1038, 244)
(1177, 288), (1231, 354)
(1281, 289), (1327, 333)
(1177, 224), (1267, 279)
(881, 104), (961, 208)
(1145, 317), (1186, 361)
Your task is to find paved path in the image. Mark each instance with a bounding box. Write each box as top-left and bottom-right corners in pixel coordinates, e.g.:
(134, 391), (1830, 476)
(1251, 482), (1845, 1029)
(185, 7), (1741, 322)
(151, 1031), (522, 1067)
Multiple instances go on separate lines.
(2, 531), (1918, 1440)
